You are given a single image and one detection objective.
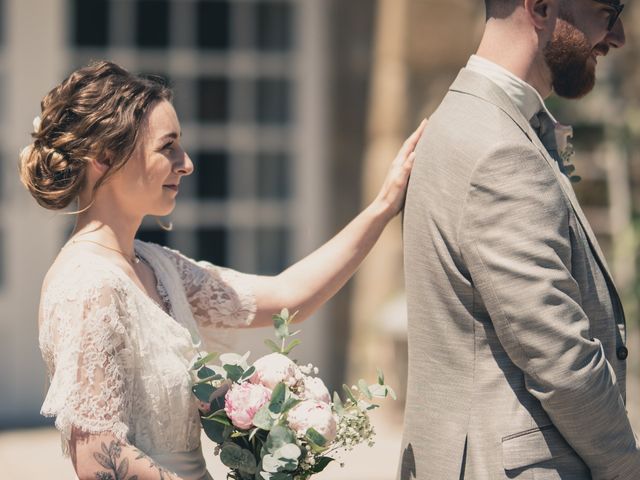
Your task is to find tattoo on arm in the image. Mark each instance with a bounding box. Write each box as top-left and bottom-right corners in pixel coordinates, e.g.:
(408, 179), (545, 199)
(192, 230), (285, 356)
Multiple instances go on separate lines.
(93, 440), (178, 480)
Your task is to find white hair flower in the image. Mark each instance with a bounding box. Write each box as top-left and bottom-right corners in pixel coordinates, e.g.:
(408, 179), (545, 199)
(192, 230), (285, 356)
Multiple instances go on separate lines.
(19, 144), (33, 161)
(32, 116), (42, 133)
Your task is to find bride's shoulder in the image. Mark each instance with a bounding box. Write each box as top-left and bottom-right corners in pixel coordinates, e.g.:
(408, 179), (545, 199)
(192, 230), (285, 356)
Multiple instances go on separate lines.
(41, 247), (128, 308)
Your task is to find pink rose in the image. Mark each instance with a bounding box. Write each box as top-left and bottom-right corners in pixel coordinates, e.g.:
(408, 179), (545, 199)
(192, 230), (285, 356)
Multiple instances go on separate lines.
(250, 353), (301, 390)
(301, 376), (331, 404)
(287, 400), (337, 443)
(224, 382), (272, 430)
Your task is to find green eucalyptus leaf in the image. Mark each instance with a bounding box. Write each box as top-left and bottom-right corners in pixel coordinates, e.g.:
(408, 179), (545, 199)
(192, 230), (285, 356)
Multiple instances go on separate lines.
(275, 443), (301, 462)
(197, 366), (215, 379)
(358, 379), (372, 400)
(332, 391), (345, 416)
(252, 405), (277, 431)
(224, 364), (245, 383)
(268, 383), (287, 414)
(282, 340), (301, 355)
(377, 368), (385, 385)
(387, 385), (397, 401)
(368, 384), (388, 398)
(264, 425), (296, 454)
(205, 408), (233, 426)
(305, 428), (327, 448)
(342, 384), (358, 404)
(241, 366), (256, 381)
(274, 315), (289, 339)
(202, 418), (226, 443)
(264, 339), (282, 353)
(220, 442), (257, 474)
(192, 383), (215, 403)
(192, 352), (219, 370)
(281, 397), (301, 414)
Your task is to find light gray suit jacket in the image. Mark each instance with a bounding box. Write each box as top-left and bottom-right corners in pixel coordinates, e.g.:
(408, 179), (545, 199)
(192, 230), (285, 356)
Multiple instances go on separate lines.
(401, 69), (640, 480)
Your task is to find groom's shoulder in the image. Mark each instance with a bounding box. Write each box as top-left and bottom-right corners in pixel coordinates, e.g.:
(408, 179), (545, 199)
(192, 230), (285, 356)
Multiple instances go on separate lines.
(428, 89), (525, 151)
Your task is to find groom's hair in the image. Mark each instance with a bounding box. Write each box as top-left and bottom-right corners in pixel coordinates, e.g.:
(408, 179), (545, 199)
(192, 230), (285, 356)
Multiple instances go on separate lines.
(484, 0), (521, 19)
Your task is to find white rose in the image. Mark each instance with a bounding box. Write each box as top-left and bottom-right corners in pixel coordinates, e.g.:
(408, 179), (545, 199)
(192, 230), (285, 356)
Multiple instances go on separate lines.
(287, 400), (337, 443)
(554, 123), (573, 153)
(250, 352), (301, 390)
(301, 376), (331, 404)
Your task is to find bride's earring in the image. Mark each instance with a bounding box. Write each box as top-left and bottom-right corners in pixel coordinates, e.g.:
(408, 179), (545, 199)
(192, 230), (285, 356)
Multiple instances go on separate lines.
(155, 217), (173, 231)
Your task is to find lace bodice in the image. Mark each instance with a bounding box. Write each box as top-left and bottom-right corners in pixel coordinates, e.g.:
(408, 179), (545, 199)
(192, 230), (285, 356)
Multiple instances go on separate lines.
(38, 241), (257, 461)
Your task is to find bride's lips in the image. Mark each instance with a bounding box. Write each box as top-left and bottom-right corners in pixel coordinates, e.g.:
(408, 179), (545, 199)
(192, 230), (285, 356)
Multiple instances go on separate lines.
(163, 184), (179, 192)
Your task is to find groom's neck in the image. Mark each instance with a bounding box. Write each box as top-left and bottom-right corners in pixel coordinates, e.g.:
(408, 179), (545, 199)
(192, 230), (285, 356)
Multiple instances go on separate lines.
(476, 17), (553, 99)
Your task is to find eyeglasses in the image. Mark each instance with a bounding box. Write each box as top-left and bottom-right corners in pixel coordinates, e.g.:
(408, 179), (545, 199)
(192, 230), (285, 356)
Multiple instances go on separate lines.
(592, 0), (624, 31)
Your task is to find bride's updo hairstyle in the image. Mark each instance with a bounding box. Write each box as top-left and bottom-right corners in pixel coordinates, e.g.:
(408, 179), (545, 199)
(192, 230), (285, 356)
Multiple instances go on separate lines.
(19, 60), (172, 211)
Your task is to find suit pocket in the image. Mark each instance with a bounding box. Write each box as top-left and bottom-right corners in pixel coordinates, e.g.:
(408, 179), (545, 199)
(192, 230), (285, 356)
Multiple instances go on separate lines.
(502, 424), (574, 471)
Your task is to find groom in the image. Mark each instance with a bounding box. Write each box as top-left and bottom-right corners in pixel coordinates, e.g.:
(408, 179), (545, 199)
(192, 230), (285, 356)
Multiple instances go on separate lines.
(402, 0), (639, 478)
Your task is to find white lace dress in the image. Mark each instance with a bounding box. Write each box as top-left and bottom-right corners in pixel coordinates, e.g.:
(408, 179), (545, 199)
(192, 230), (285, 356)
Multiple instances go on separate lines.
(38, 240), (257, 480)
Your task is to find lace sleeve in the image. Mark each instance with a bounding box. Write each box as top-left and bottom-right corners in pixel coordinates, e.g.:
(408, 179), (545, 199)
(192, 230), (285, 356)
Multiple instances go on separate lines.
(161, 246), (257, 329)
(39, 275), (134, 455)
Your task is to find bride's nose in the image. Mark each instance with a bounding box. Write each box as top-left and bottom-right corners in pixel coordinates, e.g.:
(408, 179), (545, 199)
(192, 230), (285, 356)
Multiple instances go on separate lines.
(176, 151), (194, 176)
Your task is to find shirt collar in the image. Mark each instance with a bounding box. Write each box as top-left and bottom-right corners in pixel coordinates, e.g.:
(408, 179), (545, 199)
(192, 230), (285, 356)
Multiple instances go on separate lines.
(465, 54), (557, 124)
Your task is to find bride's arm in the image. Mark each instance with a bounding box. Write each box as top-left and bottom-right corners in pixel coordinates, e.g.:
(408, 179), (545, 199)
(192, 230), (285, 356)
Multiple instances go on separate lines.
(70, 428), (186, 480)
(249, 119), (426, 327)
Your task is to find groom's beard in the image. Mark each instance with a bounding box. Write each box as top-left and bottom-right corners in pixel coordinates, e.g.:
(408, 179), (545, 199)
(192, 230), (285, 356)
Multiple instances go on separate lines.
(544, 19), (603, 99)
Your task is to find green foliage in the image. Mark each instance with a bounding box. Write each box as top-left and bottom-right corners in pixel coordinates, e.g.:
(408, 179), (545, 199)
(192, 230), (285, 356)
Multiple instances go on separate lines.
(264, 425), (297, 454)
(224, 364), (246, 383)
(220, 442), (257, 474)
(192, 352), (219, 370)
(268, 383), (287, 414)
(192, 383), (215, 403)
(252, 405), (277, 431)
(202, 418), (229, 443)
(268, 309), (301, 356)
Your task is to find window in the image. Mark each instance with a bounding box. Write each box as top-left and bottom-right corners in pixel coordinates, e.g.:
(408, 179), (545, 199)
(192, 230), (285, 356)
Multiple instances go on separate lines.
(255, 1), (293, 51)
(256, 227), (289, 274)
(257, 152), (290, 199)
(72, 0), (110, 47)
(196, 151), (228, 199)
(197, 0), (230, 49)
(136, 0), (170, 48)
(197, 227), (227, 266)
(197, 77), (229, 123)
(256, 78), (291, 125)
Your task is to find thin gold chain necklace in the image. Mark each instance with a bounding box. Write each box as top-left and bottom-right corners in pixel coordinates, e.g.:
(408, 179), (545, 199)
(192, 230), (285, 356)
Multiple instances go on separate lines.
(70, 238), (141, 264)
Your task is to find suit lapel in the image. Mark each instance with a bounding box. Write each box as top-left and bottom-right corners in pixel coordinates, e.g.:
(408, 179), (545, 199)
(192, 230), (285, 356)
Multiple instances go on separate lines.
(449, 69), (625, 329)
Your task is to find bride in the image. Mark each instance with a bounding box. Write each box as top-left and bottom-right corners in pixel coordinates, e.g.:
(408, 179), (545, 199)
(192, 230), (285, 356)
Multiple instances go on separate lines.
(19, 60), (425, 480)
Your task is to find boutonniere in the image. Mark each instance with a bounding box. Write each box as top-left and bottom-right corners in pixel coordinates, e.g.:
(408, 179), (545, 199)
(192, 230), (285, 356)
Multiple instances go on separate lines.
(554, 123), (580, 183)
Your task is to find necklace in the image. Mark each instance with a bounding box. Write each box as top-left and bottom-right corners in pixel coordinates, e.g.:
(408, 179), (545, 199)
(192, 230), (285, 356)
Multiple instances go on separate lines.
(70, 238), (141, 265)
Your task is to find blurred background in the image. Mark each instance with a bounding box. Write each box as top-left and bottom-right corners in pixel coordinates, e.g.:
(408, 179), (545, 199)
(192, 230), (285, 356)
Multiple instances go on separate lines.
(0, 0), (638, 478)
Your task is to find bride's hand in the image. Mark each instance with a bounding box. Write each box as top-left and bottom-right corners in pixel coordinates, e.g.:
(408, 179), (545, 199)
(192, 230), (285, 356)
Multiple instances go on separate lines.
(372, 118), (427, 220)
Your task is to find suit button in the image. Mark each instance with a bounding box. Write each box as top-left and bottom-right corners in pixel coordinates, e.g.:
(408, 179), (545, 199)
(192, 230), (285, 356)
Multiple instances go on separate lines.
(617, 346), (629, 361)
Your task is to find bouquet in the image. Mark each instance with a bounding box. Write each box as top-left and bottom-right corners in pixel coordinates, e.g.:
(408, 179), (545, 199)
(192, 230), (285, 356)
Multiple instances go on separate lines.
(191, 309), (396, 480)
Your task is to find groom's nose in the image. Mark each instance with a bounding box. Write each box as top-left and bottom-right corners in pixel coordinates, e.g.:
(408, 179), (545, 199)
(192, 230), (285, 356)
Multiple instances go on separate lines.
(606, 18), (626, 49)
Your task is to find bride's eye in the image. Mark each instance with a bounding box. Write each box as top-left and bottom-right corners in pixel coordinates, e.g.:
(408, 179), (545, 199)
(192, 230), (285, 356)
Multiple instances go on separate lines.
(161, 141), (174, 151)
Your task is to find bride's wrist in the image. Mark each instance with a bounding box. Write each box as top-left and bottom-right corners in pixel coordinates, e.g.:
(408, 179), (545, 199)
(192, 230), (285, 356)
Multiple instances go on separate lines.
(365, 197), (396, 225)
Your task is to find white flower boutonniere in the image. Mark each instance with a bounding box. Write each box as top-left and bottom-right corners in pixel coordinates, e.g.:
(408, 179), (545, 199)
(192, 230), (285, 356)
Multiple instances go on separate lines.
(554, 123), (580, 183)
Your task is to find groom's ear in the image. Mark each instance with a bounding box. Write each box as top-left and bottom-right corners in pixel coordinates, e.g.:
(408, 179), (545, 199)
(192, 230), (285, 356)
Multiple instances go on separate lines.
(524, 0), (559, 30)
